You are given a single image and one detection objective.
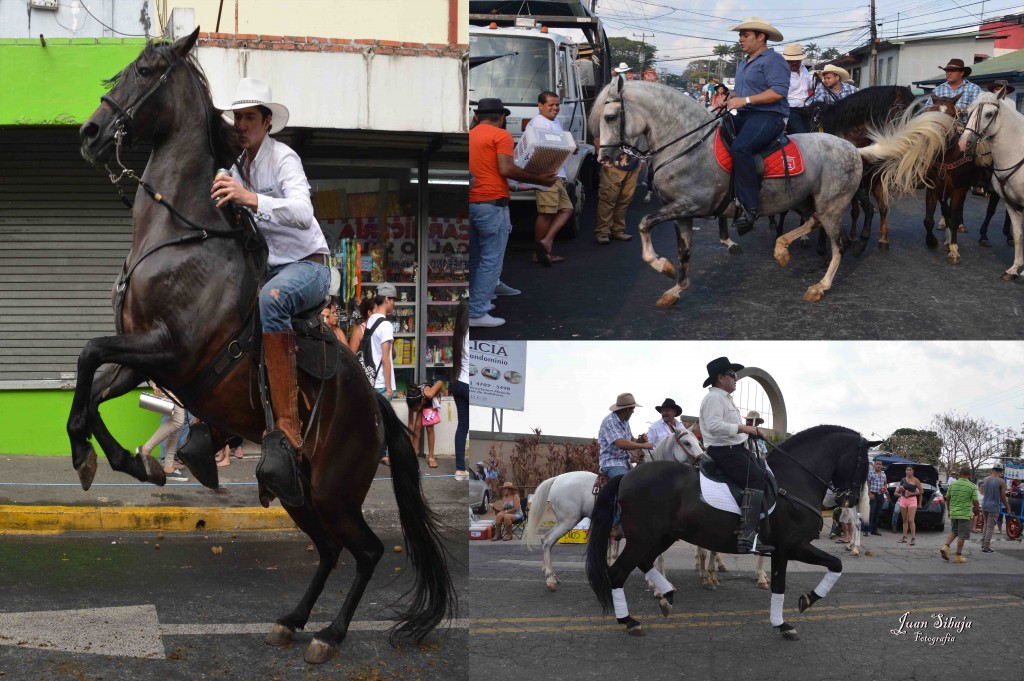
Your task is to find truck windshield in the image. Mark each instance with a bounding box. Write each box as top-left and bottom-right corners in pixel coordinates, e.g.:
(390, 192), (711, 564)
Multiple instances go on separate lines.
(470, 34), (554, 106)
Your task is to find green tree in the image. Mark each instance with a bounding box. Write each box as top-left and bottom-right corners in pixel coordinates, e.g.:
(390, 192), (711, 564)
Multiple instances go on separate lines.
(609, 36), (658, 73)
(804, 42), (820, 62)
(821, 47), (841, 61)
(712, 43), (733, 80)
(682, 58), (716, 84)
(930, 411), (1004, 479)
(660, 71), (688, 88)
(881, 428), (943, 468)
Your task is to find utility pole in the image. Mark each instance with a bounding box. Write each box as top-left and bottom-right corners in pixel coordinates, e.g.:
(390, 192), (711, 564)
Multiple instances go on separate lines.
(869, 0), (878, 86)
(633, 32), (654, 72)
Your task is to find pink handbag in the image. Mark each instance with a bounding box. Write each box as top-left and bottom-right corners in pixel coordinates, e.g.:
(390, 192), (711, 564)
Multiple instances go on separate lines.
(421, 407), (440, 427)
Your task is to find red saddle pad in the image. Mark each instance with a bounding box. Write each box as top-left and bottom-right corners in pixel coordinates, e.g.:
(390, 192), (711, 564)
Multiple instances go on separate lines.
(714, 128), (805, 178)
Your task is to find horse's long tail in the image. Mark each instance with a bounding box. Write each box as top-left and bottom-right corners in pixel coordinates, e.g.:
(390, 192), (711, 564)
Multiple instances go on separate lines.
(376, 391), (456, 643)
(524, 476), (555, 550)
(585, 475), (623, 613)
(860, 110), (954, 205)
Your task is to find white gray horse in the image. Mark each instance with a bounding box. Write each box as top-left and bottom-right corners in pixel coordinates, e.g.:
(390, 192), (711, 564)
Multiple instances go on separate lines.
(590, 80), (952, 305)
(960, 90), (1024, 280)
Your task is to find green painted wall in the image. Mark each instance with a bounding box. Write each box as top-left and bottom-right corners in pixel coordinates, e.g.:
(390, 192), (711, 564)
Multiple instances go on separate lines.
(0, 39), (148, 125)
(0, 388), (160, 455)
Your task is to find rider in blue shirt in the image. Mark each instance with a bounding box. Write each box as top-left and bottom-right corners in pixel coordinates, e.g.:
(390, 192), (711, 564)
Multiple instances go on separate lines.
(725, 17), (790, 235)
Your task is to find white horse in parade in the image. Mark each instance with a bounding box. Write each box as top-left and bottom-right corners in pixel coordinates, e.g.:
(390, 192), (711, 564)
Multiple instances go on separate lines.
(960, 90), (1024, 280)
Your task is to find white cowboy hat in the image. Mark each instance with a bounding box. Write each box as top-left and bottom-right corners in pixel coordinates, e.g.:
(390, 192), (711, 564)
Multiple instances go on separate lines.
(218, 78), (290, 134)
(613, 62), (632, 74)
(729, 17), (783, 43)
(782, 43), (806, 61)
(822, 64), (852, 82)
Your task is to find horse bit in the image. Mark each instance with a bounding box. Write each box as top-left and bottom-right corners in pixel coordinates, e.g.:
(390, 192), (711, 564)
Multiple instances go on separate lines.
(964, 101), (1024, 183)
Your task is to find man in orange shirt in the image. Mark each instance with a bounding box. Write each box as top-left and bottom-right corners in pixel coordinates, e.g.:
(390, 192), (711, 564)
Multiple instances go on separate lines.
(469, 98), (556, 327)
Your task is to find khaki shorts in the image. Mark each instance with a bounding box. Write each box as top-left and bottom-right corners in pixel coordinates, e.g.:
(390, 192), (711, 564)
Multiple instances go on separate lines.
(950, 517), (971, 540)
(536, 178), (573, 214)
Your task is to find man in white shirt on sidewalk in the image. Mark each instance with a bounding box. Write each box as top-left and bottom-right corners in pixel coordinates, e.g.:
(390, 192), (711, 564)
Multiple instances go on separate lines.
(525, 91), (573, 266)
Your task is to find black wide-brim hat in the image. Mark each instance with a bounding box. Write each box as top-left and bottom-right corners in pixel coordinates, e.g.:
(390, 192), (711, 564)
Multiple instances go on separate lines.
(703, 356), (744, 387)
(655, 398), (682, 417)
(475, 97), (511, 116)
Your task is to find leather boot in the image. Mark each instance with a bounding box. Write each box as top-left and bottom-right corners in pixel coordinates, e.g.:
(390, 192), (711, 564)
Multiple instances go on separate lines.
(736, 488), (774, 555)
(733, 206), (760, 236)
(263, 331), (302, 453)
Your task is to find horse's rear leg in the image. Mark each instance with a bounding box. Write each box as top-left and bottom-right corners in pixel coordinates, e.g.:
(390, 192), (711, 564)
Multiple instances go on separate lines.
(803, 215), (845, 302)
(979, 193), (1000, 246)
(607, 539), (654, 635)
(719, 215), (742, 255)
(655, 219), (693, 308)
(542, 516), (581, 591)
(923, 187), (939, 248)
(266, 502), (342, 647)
(774, 215), (819, 268)
(755, 555), (769, 589)
(947, 189), (968, 265)
(307, 514), (384, 664)
(768, 553), (798, 640)
(1001, 207), (1024, 281)
(873, 180), (891, 252)
(851, 184), (874, 257)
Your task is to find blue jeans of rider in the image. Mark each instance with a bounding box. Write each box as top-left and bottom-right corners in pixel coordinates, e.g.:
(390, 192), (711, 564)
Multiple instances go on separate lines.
(602, 465), (630, 526)
(259, 261), (331, 333)
(731, 110), (786, 212)
(469, 202), (511, 319)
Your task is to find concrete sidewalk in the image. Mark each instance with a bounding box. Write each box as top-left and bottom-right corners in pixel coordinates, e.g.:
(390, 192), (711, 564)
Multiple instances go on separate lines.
(0, 452), (468, 534)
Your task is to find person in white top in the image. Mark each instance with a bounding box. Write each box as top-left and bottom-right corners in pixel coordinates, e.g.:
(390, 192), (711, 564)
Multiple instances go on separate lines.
(646, 398), (683, 447)
(366, 283), (397, 398)
(698, 356), (773, 555)
(525, 91), (573, 266)
(782, 43), (812, 134)
(452, 300), (470, 480)
(211, 78), (330, 498)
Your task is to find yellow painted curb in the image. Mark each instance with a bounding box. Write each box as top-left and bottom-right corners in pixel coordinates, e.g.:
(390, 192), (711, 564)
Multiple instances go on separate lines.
(0, 505), (296, 534)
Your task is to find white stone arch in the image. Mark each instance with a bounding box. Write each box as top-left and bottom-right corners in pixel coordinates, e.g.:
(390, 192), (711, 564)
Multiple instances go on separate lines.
(734, 366), (787, 436)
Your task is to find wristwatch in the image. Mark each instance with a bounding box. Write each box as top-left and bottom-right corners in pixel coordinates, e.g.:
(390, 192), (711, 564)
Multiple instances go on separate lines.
(745, 96), (752, 107)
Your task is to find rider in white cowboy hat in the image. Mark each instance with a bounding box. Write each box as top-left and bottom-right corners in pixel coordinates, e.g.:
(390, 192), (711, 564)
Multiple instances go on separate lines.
(598, 393), (654, 480)
(724, 17), (791, 235)
(807, 64), (858, 105)
(781, 43), (813, 134)
(211, 77), (330, 505)
(613, 62), (632, 76)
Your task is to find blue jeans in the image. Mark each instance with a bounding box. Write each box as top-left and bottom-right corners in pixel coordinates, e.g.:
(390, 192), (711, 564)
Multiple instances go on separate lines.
(260, 261), (331, 332)
(868, 493), (884, 533)
(453, 380), (469, 472)
(602, 465), (629, 526)
(731, 110), (785, 212)
(786, 107), (810, 134)
(469, 202), (511, 318)
(375, 387), (389, 461)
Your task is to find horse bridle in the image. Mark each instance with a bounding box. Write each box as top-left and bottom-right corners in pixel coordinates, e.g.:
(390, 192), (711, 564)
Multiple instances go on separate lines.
(964, 100), (1024, 183)
(764, 438), (864, 503)
(102, 51), (179, 162)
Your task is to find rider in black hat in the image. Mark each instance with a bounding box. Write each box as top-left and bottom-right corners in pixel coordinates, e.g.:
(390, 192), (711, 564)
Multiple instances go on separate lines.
(647, 398), (684, 447)
(698, 357), (774, 555)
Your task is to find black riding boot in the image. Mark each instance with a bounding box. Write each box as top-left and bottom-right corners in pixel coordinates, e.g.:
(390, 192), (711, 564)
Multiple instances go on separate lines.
(736, 488), (774, 555)
(733, 206), (760, 236)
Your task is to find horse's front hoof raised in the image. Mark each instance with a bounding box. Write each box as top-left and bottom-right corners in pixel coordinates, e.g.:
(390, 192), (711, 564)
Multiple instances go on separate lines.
(757, 579), (769, 590)
(773, 250), (791, 268)
(798, 593), (814, 613)
(657, 258), (676, 279)
(958, 224), (967, 233)
(1000, 272), (1020, 282)
(658, 598), (673, 617)
(878, 241), (890, 252)
(304, 637), (337, 664)
(74, 445), (98, 491)
(655, 293), (679, 307)
(802, 286), (824, 302)
(265, 623), (295, 647)
(140, 453), (167, 486)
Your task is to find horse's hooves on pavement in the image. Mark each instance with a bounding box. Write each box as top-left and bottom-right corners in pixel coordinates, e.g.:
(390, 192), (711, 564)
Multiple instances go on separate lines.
(545, 579), (558, 592)
(304, 637), (337, 664)
(727, 243), (743, 255)
(878, 241), (890, 252)
(265, 623), (295, 647)
(782, 629), (800, 641)
(655, 293), (679, 307)
(658, 598), (673, 617)
(802, 286), (824, 302)
(852, 241), (866, 258)
(1000, 273), (1020, 282)
(979, 238), (991, 247)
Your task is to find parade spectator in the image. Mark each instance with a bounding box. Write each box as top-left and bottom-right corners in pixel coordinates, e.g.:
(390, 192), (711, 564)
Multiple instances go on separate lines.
(896, 465), (923, 545)
(468, 98), (556, 328)
(782, 43), (812, 134)
(407, 379), (444, 469)
(347, 298), (376, 354)
(725, 17), (791, 234)
(491, 481), (522, 541)
(866, 459), (886, 535)
(215, 434), (245, 468)
(836, 498), (855, 545)
(744, 410), (768, 458)
(980, 464), (1011, 553)
(941, 465), (980, 564)
(807, 65), (857, 105)
(594, 63), (642, 245)
(320, 299), (347, 345)
(646, 398), (683, 447)
(924, 59), (981, 124)
(451, 300), (470, 481)
(704, 77), (719, 106)
(710, 83), (730, 110)
(139, 384), (187, 482)
(367, 284), (397, 465)
(527, 92), (573, 265)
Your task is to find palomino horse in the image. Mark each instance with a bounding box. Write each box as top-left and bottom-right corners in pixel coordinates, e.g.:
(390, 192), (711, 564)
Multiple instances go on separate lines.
(586, 425), (875, 640)
(591, 80), (951, 304)
(72, 30), (454, 663)
(960, 90), (1024, 280)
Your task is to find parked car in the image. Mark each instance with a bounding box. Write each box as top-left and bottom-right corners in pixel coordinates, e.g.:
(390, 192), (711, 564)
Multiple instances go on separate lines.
(469, 468), (490, 515)
(881, 463), (945, 531)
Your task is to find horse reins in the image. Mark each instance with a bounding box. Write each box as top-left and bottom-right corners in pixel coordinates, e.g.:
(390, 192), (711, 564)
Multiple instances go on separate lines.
(761, 436), (863, 511)
(965, 100), (1024, 183)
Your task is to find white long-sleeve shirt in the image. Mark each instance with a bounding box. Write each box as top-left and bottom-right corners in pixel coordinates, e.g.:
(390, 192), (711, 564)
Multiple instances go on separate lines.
(647, 417), (682, 447)
(788, 65), (812, 109)
(231, 136), (329, 266)
(699, 387), (746, 447)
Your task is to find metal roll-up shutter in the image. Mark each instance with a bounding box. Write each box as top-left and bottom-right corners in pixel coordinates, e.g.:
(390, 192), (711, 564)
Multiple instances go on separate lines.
(0, 128), (148, 384)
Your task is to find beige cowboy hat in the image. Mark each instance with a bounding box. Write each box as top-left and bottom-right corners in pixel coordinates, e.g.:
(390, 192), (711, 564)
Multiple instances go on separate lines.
(821, 64), (852, 82)
(729, 17), (783, 43)
(609, 393), (641, 411)
(782, 43), (806, 61)
(501, 481), (517, 491)
(745, 410), (765, 425)
(218, 78), (290, 134)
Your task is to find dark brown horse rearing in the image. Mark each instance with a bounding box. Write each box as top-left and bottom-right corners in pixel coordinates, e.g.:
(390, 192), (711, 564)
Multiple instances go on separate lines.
(71, 29), (454, 664)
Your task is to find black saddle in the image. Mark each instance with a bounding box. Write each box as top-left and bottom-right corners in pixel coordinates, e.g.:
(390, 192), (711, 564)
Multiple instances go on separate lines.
(290, 302), (340, 381)
(699, 451), (778, 512)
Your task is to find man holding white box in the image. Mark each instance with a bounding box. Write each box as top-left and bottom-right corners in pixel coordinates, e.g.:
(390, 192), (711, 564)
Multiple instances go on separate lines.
(525, 91), (574, 266)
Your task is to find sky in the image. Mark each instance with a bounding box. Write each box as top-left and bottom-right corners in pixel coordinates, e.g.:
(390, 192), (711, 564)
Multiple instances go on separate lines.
(592, 0), (1024, 74)
(469, 341), (1024, 442)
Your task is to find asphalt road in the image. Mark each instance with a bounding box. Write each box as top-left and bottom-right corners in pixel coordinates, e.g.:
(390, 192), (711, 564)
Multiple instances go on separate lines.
(0, 531), (468, 680)
(469, 529), (1024, 681)
(480, 189), (1024, 339)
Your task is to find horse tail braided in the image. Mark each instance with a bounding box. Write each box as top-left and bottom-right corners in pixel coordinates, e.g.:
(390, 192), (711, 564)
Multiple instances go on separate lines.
(375, 391), (457, 643)
(524, 476), (555, 550)
(860, 110), (954, 206)
(585, 474), (623, 613)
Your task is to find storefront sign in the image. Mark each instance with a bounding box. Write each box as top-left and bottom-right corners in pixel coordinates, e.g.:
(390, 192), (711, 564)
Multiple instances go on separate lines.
(468, 340), (526, 411)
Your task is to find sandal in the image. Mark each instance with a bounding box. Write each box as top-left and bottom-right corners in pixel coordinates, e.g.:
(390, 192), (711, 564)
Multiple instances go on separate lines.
(910, 537), (915, 545)
(216, 455), (230, 468)
(380, 457), (390, 467)
(427, 457), (438, 469)
(549, 254), (566, 263)
(898, 537), (907, 543)
(835, 539), (849, 544)
(533, 241), (551, 267)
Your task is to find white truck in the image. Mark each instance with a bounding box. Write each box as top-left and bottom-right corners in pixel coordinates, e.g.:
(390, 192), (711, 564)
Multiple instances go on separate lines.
(469, 0), (611, 237)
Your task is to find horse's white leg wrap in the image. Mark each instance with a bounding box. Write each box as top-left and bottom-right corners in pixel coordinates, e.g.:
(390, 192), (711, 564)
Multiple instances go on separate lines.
(645, 568), (674, 595)
(770, 593), (785, 627)
(612, 588), (629, 619)
(813, 570), (842, 599)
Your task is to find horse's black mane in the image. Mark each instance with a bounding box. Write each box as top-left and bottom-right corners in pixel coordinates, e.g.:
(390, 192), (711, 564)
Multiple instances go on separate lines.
(807, 85), (914, 133)
(777, 424), (870, 488)
(104, 39), (239, 170)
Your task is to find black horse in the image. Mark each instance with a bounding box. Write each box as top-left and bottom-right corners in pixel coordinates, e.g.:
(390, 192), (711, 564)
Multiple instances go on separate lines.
(73, 29), (454, 663)
(586, 425), (876, 640)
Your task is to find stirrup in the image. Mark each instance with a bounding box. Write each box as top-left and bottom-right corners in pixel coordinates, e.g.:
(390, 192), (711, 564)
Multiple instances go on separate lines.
(256, 430), (305, 507)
